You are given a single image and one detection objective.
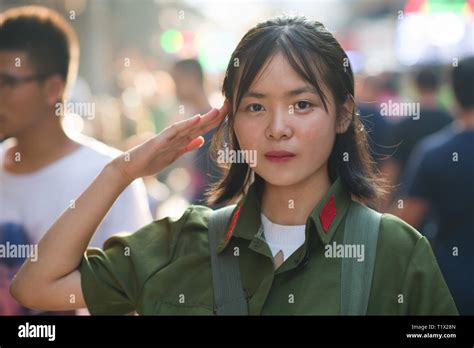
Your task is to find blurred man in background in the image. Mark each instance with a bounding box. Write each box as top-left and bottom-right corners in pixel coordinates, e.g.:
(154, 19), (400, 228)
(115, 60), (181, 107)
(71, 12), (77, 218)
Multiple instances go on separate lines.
(355, 74), (393, 210)
(395, 57), (474, 315)
(389, 66), (452, 190)
(0, 6), (152, 315)
(357, 74), (391, 166)
(171, 59), (221, 206)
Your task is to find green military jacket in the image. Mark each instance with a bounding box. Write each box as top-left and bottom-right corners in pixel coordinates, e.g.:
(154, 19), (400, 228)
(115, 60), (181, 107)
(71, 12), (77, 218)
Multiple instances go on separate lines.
(79, 177), (458, 315)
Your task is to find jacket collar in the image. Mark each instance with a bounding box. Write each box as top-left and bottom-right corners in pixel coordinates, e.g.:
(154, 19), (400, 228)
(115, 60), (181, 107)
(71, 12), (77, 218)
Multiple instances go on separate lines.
(216, 176), (352, 254)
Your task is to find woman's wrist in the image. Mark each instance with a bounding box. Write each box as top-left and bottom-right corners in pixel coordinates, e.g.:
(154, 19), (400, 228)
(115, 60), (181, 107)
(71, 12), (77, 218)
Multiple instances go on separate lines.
(104, 159), (134, 190)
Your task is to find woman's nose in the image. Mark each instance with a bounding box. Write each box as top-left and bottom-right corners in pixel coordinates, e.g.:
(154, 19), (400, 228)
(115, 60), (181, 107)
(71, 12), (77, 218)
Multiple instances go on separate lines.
(265, 108), (293, 140)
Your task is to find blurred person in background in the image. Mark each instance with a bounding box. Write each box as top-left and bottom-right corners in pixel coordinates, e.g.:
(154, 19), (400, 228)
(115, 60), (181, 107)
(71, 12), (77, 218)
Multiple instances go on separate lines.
(171, 59), (221, 206)
(355, 74), (393, 210)
(394, 56), (474, 315)
(376, 71), (402, 106)
(356, 74), (391, 165)
(388, 65), (452, 190)
(0, 6), (152, 315)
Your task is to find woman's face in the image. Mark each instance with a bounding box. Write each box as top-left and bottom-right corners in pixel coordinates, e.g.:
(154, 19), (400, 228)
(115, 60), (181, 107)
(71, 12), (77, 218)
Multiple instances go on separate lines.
(233, 52), (348, 187)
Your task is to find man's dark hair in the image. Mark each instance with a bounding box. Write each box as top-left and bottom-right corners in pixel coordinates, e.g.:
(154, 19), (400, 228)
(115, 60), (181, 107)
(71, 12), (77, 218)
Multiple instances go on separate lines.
(173, 59), (204, 85)
(0, 5), (79, 96)
(415, 65), (441, 92)
(452, 56), (474, 110)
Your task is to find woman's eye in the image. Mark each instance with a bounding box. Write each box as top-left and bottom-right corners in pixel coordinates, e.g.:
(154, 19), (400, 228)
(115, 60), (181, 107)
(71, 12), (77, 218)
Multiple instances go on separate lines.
(294, 101), (313, 110)
(245, 103), (264, 112)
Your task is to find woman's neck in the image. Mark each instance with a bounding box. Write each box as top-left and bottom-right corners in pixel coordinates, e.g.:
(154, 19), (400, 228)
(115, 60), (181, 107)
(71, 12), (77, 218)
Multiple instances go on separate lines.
(260, 167), (331, 225)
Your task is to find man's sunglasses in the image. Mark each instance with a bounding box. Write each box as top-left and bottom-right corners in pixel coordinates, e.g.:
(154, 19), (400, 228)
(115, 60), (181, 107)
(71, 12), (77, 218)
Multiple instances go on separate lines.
(0, 73), (53, 89)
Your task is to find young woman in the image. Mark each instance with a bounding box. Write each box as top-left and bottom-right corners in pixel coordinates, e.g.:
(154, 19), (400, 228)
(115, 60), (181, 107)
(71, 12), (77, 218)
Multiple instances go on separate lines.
(11, 16), (457, 315)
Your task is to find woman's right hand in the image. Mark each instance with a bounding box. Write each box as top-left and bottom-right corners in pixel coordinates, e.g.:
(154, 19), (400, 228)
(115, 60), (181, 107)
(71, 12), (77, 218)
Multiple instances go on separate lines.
(111, 101), (229, 182)
(10, 101), (229, 312)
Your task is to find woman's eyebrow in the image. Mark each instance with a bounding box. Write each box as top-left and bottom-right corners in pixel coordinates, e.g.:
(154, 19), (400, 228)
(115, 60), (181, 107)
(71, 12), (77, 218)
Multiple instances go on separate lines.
(242, 86), (319, 99)
(285, 86), (319, 96)
(242, 91), (266, 99)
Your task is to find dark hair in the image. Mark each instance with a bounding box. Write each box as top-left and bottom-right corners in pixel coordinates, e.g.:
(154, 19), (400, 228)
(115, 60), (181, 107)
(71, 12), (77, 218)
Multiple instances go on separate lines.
(206, 16), (385, 205)
(0, 5), (79, 96)
(452, 56), (474, 110)
(173, 58), (204, 85)
(415, 65), (441, 92)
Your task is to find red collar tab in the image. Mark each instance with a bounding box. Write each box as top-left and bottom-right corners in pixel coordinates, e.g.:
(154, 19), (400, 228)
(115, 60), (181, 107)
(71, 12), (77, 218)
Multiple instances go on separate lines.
(224, 206), (242, 241)
(319, 194), (337, 233)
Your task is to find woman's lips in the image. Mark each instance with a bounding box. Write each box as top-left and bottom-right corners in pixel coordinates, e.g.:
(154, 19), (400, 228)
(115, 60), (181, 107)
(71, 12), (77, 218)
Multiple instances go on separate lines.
(264, 151), (296, 163)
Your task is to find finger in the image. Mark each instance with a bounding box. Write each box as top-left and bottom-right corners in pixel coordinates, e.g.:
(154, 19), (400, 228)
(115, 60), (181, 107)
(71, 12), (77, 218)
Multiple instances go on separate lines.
(163, 113), (202, 140)
(220, 100), (230, 116)
(186, 103), (228, 139)
(210, 101), (229, 123)
(158, 134), (202, 164)
(190, 105), (226, 129)
(184, 136), (205, 152)
(172, 103), (227, 138)
(167, 108), (220, 144)
(173, 126), (208, 150)
(171, 109), (220, 145)
(187, 112), (225, 140)
(170, 136), (204, 162)
(197, 107), (220, 125)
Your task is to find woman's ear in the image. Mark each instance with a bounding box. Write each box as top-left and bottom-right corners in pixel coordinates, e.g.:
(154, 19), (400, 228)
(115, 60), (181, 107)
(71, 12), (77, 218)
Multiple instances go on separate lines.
(336, 96), (355, 134)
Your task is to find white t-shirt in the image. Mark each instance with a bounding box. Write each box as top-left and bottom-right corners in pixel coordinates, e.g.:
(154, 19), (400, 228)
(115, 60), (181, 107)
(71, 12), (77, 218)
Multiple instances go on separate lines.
(0, 134), (153, 248)
(261, 213), (306, 262)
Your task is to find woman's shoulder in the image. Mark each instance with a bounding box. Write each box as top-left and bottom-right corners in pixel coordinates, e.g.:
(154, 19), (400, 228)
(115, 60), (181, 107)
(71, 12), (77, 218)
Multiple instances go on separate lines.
(370, 213), (458, 315)
(377, 212), (431, 265)
(104, 205), (212, 243)
(100, 204), (214, 252)
(379, 213), (423, 246)
(82, 205), (214, 288)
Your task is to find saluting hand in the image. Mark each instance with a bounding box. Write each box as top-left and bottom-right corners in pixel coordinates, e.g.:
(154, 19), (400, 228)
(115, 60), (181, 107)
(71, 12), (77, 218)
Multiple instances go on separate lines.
(111, 101), (229, 182)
